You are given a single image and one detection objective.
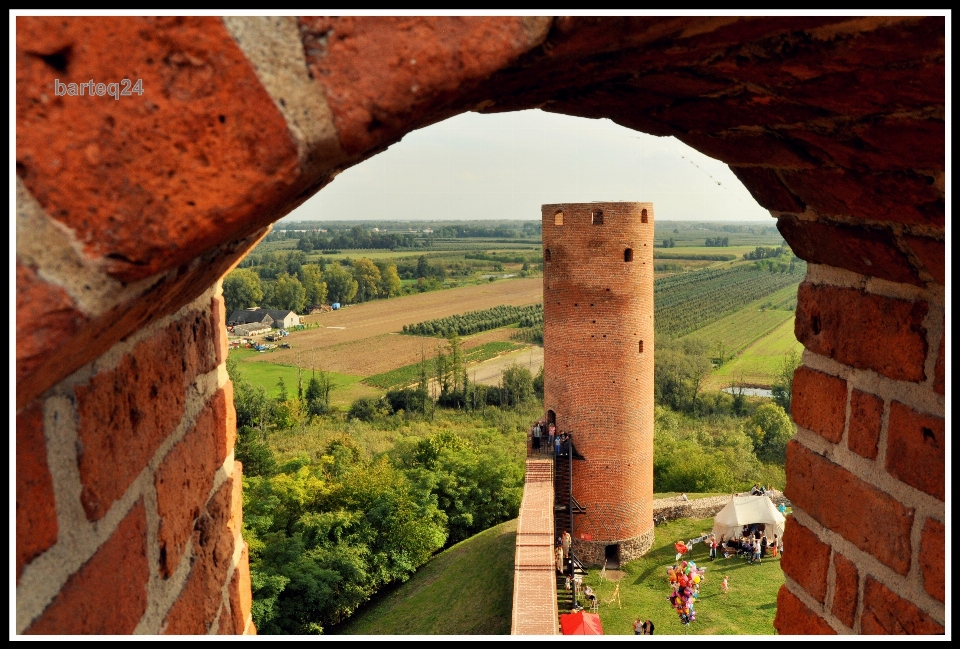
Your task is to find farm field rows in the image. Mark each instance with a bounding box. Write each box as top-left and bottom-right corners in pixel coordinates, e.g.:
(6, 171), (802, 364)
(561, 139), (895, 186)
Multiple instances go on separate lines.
(706, 317), (803, 389)
(680, 285), (798, 357)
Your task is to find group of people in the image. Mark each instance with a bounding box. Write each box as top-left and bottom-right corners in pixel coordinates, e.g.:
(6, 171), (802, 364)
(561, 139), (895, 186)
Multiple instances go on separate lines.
(750, 482), (768, 496)
(717, 529), (781, 563)
(633, 618), (655, 635)
(555, 530), (572, 574)
(530, 421), (572, 456)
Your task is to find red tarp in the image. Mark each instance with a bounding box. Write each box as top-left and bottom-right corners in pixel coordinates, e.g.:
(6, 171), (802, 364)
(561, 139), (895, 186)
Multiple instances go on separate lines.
(560, 611), (604, 635)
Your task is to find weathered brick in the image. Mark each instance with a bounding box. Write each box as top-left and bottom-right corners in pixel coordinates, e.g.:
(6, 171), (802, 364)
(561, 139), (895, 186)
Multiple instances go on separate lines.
(773, 586), (837, 635)
(847, 389), (883, 460)
(155, 389), (228, 578)
(162, 476), (237, 635)
(16, 400), (58, 582)
(831, 552), (859, 629)
(780, 517), (830, 603)
(16, 17), (300, 282)
(229, 544), (253, 636)
(779, 168), (943, 227)
(860, 577), (944, 634)
(886, 402), (944, 501)
(26, 500), (148, 634)
(178, 308), (219, 387)
(918, 518), (944, 603)
(795, 283), (928, 383)
(932, 337), (944, 395)
(75, 323), (187, 521)
(655, 92), (832, 133)
(785, 441), (913, 575)
(777, 216), (922, 286)
(211, 295), (228, 368)
(730, 166), (806, 213)
(16, 262), (86, 386)
(791, 366), (847, 444)
(17, 227), (266, 410)
(903, 235), (945, 285)
(676, 130), (817, 168)
(786, 118), (944, 173)
(301, 16), (541, 155)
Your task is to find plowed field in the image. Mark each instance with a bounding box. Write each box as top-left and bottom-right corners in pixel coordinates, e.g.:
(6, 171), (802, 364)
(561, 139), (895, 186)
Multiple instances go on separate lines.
(248, 278), (542, 376)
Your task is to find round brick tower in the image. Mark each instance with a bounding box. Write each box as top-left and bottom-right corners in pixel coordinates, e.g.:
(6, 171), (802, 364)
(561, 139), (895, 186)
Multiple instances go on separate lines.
(542, 202), (654, 566)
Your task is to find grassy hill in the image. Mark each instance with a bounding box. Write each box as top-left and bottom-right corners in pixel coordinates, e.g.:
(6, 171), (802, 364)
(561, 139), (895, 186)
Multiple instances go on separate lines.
(333, 519), (518, 635)
(329, 507), (785, 636)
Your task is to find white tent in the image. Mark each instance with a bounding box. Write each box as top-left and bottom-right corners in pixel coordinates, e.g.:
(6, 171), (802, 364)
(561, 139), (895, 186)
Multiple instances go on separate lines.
(711, 495), (786, 542)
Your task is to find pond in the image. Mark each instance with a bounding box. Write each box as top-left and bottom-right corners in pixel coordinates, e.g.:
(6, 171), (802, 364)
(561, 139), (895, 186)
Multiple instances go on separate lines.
(722, 386), (773, 398)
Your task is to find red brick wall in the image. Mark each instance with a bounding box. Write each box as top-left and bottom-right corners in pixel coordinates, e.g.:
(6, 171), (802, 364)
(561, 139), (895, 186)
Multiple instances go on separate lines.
(16, 288), (255, 635)
(15, 16), (944, 635)
(542, 203), (654, 560)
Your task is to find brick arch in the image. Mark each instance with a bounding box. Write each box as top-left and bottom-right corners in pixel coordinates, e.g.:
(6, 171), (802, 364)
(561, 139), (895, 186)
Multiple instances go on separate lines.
(16, 16), (944, 634)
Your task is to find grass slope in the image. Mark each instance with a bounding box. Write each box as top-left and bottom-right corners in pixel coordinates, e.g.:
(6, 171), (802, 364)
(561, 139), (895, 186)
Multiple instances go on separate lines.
(229, 349), (364, 400)
(364, 341), (523, 389)
(336, 519), (518, 635)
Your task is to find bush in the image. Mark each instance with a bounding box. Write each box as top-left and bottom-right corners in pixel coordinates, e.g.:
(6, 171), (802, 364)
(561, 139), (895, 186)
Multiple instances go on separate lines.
(348, 396), (392, 422)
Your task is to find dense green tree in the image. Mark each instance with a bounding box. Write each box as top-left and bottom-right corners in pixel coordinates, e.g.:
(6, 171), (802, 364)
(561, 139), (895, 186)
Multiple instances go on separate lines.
(223, 268), (264, 314)
(270, 272), (307, 313)
(771, 350), (802, 414)
(300, 264), (328, 307)
(324, 263), (358, 304)
(749, 403), (795, 463)
(352, 258), (382, 303)
(375, 260), (403, 298)
(501, 364), (534, 407)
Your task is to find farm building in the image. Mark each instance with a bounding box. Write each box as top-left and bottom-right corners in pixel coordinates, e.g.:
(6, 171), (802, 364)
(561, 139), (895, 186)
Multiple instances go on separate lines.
(232, 323), (272, 337)
(227, 307), (301, 329)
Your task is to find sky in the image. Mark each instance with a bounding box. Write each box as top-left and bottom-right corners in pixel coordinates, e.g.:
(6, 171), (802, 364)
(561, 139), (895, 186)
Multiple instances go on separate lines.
(283, 109), (774, 223)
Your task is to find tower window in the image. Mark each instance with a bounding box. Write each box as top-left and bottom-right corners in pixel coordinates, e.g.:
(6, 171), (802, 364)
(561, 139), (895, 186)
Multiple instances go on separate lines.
(592, 209), (603, 225)
(624, 248), (634, 262)
(545, 249), (552, 262)
(641, 208), (648, 223)
(639, 340), (644, 353)
(555, 211), (564, 226)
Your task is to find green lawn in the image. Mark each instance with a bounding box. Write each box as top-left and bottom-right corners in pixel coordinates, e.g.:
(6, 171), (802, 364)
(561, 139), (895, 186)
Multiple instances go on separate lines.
(332, 513), (784, 636)
(708, 317), (803, 389)
(335, 519), (518, 635)
(229, 349), (365, 400)
(583, 516), (784, 636)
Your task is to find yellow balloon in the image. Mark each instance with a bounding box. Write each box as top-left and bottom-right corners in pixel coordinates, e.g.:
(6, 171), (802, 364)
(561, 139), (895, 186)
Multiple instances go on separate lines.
(694, 575), (701, 584)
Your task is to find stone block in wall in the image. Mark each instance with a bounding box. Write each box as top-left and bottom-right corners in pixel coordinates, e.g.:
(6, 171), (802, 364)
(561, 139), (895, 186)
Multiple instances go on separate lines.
(831, 552), (859, 629)
(795, 282), (928, 383)
(791, 366), (847, 444)
(26, 501), (148, 634)
(847, 389), (883, 460)
(780, 517), (830, 604)
(774, 587), (837, 635)
(75, 322), (187, 522)
(860, 577), (944, 634)
(16, 400), (58, 582)
(886, 403), (944, 501)
(919, 518), (945, 603)
(155, 389), (230, 579)
(785, 441), (913, 575)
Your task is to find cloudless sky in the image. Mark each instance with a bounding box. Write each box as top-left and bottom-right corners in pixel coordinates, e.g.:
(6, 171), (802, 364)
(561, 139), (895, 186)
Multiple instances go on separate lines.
(283, 109), (773, 223)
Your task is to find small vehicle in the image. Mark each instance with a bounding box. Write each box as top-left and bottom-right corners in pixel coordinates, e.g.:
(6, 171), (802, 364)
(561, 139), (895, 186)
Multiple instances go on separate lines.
(280, 343), (291, 349)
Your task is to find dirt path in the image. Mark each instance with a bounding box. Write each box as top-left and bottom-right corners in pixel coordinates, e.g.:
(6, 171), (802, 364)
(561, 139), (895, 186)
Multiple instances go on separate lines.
(467, 346), (543, 386)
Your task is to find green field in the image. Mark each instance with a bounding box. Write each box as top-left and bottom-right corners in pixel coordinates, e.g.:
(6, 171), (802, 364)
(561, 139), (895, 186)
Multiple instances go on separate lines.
(681, 285), (798, 358)
(229, 349), (364, 400)
(708, 317), (803, 389)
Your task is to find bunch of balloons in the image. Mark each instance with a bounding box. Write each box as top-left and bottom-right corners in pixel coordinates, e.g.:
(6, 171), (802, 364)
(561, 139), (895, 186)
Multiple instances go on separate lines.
(666, 560), (706, 624)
